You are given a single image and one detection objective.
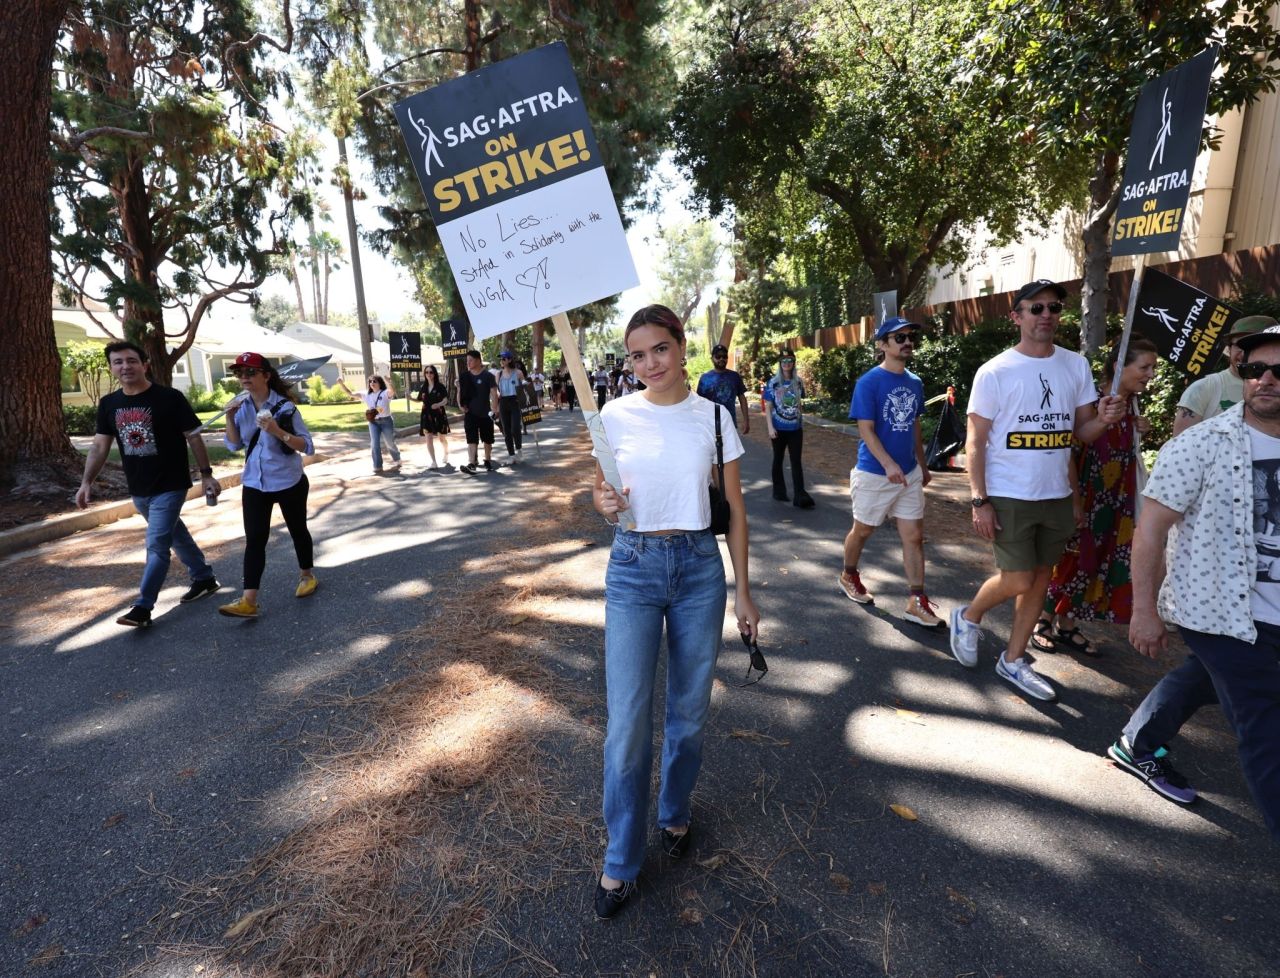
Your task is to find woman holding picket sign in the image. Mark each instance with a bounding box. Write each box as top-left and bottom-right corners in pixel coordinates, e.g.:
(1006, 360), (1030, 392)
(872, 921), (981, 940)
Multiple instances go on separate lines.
(590, 304), (761, 919)
(217, 352), (317, 619)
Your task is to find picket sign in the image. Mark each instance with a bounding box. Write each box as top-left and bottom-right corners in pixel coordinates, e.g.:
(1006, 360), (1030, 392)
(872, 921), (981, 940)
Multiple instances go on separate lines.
(1107, 48), (1217, 397)
(393, 42), (640, 528)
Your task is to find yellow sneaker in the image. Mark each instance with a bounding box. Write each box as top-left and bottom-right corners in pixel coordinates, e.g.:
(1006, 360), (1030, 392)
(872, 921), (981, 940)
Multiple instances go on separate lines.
(295, 575), (318, 598)
(218, 597), (259, 618)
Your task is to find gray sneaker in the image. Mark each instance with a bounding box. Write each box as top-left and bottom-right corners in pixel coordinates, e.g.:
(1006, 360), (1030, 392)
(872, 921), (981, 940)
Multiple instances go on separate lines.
(949, 605), (979, 667)
(995, 654), (1056, 702)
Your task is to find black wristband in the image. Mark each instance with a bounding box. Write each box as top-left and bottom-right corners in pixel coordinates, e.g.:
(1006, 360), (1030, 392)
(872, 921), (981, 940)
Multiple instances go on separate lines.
(199, 467), (213, 477)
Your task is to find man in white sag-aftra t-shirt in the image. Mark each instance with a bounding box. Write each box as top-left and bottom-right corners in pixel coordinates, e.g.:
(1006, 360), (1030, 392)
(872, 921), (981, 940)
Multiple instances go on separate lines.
(950, 280), (1126, 701)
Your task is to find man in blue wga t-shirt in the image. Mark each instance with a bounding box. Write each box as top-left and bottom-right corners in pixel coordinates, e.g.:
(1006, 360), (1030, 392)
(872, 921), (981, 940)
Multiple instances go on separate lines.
(838, 317), (942, 629)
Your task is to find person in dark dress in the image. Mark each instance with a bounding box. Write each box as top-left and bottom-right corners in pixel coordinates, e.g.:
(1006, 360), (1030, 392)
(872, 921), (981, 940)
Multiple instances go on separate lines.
(416, 364), (452, 470)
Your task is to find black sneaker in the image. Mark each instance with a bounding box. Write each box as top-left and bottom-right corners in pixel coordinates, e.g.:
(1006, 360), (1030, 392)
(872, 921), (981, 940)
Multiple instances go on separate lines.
(772, 489), (790, 502)
(116, 606), (152, 628)
(794, 492), (816, 509)
(483, 459), (494, 472)
(460, 463), (477, 475)
(661, 824), (693, 859)
(593, 879), (636, 920)
(180, 578), (220, 604)
(1106, 739), (1198, 805)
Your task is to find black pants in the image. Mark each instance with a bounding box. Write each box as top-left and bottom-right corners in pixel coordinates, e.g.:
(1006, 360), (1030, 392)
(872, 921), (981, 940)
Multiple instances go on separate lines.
(596, 386), (607, 410)
(242, 475), (313, 590)
(499, 395), (523, 454)
(771, 428), (806, 496)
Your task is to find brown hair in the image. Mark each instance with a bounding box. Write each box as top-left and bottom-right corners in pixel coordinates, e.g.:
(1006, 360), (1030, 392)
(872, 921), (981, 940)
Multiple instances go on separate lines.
(624, 304), (685, 350)
(1102, 337), (1158, 387)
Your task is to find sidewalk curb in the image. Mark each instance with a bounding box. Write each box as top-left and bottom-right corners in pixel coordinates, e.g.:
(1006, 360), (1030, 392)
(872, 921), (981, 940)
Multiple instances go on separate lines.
(0, 438), (387, 561)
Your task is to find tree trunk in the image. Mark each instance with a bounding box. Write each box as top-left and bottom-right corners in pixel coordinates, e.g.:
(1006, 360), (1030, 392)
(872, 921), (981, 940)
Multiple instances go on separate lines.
(533, 320), (545, 372)
(1079, 150), (1121, 354)
(0, 1), (80, 492)
(337, 134), (375, 378)
(322, 252), (331, 324)
(290, 256), (307, 320)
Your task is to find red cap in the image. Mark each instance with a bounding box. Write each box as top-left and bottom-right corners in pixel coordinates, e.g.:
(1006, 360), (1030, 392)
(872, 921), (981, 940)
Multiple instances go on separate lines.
(234, 352), (269, 369)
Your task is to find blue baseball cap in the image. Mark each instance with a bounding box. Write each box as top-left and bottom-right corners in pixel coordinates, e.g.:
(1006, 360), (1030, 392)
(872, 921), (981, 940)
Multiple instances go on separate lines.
(499, 350), (513, 359)
(874, 316), (922, 341)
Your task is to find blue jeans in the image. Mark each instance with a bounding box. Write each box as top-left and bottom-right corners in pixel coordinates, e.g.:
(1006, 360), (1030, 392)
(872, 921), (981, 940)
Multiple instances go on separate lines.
(1162, 625), (1280, 840)
(602, 529), (726, 881)
(369, 417), (400, 470)
(131, 489), (214, 610)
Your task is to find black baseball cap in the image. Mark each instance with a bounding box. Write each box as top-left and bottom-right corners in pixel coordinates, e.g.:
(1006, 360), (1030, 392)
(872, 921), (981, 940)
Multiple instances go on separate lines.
(1232, 321), (1280, 354)
(1012, 279), (1068, 308)
(711, 344), (729, 356)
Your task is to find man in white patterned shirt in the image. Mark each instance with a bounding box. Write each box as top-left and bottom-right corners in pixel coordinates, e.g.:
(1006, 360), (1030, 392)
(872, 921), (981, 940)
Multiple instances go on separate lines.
(1120, 325), (1280, 840)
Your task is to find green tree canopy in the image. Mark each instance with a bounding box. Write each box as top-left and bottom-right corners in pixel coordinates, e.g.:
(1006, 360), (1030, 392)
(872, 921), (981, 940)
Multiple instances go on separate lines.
(671, 0), (1074, 303)
(51, 0), (309, 384)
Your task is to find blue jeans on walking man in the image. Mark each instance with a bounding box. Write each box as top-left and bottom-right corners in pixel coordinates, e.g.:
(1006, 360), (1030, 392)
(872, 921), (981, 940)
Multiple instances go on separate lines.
(131, 489), (215, 610)
(369, 417), (401, 471)
(602, 529), (726, 882)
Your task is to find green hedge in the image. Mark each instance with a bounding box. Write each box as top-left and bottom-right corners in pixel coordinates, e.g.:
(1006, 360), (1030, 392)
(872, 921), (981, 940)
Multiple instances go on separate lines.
(63, 404), (97, 435)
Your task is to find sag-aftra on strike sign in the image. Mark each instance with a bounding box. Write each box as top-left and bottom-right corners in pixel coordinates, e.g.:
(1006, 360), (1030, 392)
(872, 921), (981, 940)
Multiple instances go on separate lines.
(1112, 48), (1217, 257)
(393, 42), (638, 340)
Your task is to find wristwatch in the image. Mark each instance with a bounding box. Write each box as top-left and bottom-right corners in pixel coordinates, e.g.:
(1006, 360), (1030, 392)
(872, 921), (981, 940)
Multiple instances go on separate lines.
(970, 497), (989, 508)
(199, 467), (213, 477)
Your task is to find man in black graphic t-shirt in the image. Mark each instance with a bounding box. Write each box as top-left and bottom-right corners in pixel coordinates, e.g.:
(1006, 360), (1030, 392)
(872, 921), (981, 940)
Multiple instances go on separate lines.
(76, 341), (222, 627)
(457, 349), (500, 473)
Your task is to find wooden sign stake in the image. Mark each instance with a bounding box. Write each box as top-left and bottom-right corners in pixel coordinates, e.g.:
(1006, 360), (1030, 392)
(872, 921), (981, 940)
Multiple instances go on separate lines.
(550, 311), (634, 529)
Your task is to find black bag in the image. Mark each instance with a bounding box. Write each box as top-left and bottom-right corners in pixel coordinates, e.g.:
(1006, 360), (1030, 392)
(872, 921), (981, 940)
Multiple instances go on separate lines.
(708, 405), (731, 535)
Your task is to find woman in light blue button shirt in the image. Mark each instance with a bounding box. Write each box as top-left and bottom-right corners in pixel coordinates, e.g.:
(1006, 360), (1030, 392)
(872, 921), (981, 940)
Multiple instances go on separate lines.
(217, 352), (317, 618)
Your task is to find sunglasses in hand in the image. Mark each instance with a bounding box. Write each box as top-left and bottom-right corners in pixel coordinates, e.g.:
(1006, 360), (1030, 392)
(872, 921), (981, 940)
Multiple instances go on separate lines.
(735, 631), (769, 687)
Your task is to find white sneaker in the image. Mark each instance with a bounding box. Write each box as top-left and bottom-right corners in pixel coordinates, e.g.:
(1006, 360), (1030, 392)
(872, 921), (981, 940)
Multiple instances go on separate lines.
(995, 654), (1057, 702)
(949, 605), (980, 667)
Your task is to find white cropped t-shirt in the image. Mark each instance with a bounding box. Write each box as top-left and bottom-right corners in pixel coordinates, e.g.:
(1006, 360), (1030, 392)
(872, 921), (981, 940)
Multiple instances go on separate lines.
(594, 391), (745, 532)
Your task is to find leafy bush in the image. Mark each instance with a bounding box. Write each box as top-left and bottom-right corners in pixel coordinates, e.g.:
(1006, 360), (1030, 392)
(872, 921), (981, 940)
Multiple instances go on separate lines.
(793, 347), (823, 398)
(184, 383), (223, 412)
(306, 376), (356, 404)
(63, 404), (98, 435)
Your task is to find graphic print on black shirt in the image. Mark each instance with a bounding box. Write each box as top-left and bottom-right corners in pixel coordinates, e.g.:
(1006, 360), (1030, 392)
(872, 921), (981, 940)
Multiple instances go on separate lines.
(114, 405), (159, 457)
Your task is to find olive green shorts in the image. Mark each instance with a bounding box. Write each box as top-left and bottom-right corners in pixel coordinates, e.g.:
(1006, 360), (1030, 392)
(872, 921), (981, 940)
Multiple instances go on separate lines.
(989, 495), (1075, 572)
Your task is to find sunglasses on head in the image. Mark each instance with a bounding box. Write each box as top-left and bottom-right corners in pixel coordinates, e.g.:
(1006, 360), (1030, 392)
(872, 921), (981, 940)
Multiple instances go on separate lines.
(1022, 301), (1064, 316)
(888, 332), (919, 345)
(1239, 360), (1280, 381)
(734, 632), (769, 687)
(231, 367), (261, 377)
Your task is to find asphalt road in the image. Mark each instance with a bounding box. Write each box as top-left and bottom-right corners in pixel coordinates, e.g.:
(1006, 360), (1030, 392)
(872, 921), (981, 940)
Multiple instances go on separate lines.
(2, 408), (1276, 978)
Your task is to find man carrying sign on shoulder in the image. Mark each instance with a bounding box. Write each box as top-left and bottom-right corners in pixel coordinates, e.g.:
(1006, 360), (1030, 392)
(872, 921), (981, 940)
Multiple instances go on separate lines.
(950, 281), (1126, 701)
(1119, 324), (1280, 839)
(1172, 316), (1277, 436)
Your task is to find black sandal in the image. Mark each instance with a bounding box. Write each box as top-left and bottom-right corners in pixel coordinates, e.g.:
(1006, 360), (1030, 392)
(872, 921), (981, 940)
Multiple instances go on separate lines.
(1054, 625), (1100, 657)
(1031, 618), (1057, 653)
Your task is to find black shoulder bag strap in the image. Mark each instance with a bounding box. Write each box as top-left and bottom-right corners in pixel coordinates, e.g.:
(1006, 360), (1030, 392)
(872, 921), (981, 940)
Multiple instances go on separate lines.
(714, 404), (725, 489)
(243, 399), (290, 460)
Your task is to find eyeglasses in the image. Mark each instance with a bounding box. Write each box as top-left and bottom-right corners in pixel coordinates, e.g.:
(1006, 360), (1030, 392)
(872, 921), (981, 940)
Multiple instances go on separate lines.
(1238, 361), (1280, 381)
(231, 367), (261, 377)
(1022, 302), (1064, 316)
(888, 332), (920, 345)
(734, 632), (769, 687)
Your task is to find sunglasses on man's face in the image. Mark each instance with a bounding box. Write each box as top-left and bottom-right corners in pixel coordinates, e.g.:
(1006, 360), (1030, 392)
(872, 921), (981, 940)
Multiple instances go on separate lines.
(888, 332), (919, 345)
(734, 632), (769, 687)
(1238, 361), (1280, 381)
(1022, 302), (1063, 316)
